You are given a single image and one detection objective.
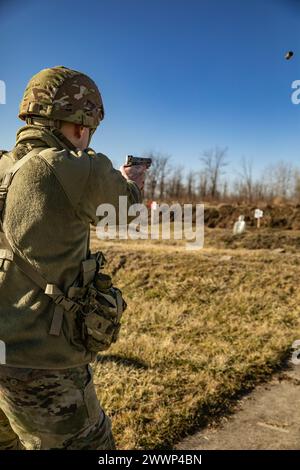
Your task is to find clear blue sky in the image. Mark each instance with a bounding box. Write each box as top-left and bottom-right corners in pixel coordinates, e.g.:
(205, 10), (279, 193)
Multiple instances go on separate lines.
(0, 0), (299, 176)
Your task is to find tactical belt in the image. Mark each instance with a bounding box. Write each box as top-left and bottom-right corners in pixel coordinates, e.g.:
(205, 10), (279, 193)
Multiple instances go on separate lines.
(0, 147), (94, 336)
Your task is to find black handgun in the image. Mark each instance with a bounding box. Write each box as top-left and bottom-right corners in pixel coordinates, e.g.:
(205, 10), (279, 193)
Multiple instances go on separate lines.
(125, 155), (152, 169)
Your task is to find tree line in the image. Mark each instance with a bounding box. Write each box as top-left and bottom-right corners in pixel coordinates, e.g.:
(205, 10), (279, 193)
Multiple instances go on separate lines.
(143, 147), (300, 204)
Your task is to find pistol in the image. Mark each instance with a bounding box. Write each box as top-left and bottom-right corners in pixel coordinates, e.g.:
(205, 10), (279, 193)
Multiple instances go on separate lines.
(125, 155), (152, 169)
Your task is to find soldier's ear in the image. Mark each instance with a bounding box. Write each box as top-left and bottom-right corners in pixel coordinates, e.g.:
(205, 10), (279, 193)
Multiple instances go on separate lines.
(73, 124), (83, 139)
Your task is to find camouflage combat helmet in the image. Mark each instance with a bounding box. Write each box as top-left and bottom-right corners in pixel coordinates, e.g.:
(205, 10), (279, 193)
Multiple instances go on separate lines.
(19, 66), (104, 129)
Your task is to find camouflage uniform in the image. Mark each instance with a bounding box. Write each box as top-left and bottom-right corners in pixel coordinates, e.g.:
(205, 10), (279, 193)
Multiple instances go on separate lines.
(0, 67), (141, 449)
(0, 365), (115, 450)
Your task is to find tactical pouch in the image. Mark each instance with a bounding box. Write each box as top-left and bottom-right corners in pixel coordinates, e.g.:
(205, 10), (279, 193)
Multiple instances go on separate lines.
(69, 259), (127, 353)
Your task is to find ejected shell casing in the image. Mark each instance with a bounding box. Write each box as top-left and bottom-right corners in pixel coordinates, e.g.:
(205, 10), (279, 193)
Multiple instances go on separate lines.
(285, 51), (294, 60)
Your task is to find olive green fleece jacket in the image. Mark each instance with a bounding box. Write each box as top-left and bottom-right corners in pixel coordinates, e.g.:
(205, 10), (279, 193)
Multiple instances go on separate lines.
(0, 126), (141, 368)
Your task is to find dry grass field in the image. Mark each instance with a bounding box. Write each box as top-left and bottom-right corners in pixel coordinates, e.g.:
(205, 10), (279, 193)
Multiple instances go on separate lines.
(90, 227), (300, 449)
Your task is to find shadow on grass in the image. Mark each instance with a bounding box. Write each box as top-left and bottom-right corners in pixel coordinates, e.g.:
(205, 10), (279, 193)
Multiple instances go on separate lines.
(96, 353), (149, 370)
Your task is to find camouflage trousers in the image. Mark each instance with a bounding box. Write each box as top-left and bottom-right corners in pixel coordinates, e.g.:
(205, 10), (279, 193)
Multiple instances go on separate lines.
(0, 364), (116, 450)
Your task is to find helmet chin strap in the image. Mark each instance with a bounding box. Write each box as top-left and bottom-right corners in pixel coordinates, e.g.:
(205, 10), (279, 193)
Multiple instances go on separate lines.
(87, 128), (96, 147)
(51, 128), (79, 152)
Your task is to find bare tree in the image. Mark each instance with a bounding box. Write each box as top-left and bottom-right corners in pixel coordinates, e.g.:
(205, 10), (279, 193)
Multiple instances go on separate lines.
(293, 169), (300, 202)
(222, 180), (229, 201)
(252, 179), (267, 203)
(264, 161), (294, 200)
(237, 157), (254, 203)
(166, 166), (184, 200)
(144, 153), (171, 200)
(158, 155), (171, 199)
(200, 146), (229, 200)
(145, 154), (159, 199)
(198, 170), (208, 199)
(186, 170), (196, 201)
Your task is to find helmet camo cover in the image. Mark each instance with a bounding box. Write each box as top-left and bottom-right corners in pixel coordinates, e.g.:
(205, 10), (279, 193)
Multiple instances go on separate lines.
(19, 66), (104, 129)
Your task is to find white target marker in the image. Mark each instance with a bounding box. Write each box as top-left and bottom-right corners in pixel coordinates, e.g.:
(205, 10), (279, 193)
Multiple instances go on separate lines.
(254, 209), (263, 228)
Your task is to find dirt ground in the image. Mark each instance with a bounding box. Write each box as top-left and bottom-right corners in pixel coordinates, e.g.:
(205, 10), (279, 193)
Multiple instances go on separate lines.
(203, 203), (300, 230)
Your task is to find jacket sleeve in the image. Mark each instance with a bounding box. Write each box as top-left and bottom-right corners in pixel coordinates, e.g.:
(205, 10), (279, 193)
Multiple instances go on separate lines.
(82, 151), (142, 225)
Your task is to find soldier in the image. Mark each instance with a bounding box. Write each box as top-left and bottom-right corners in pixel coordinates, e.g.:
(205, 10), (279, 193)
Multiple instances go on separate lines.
(0, 66), (146, 450)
